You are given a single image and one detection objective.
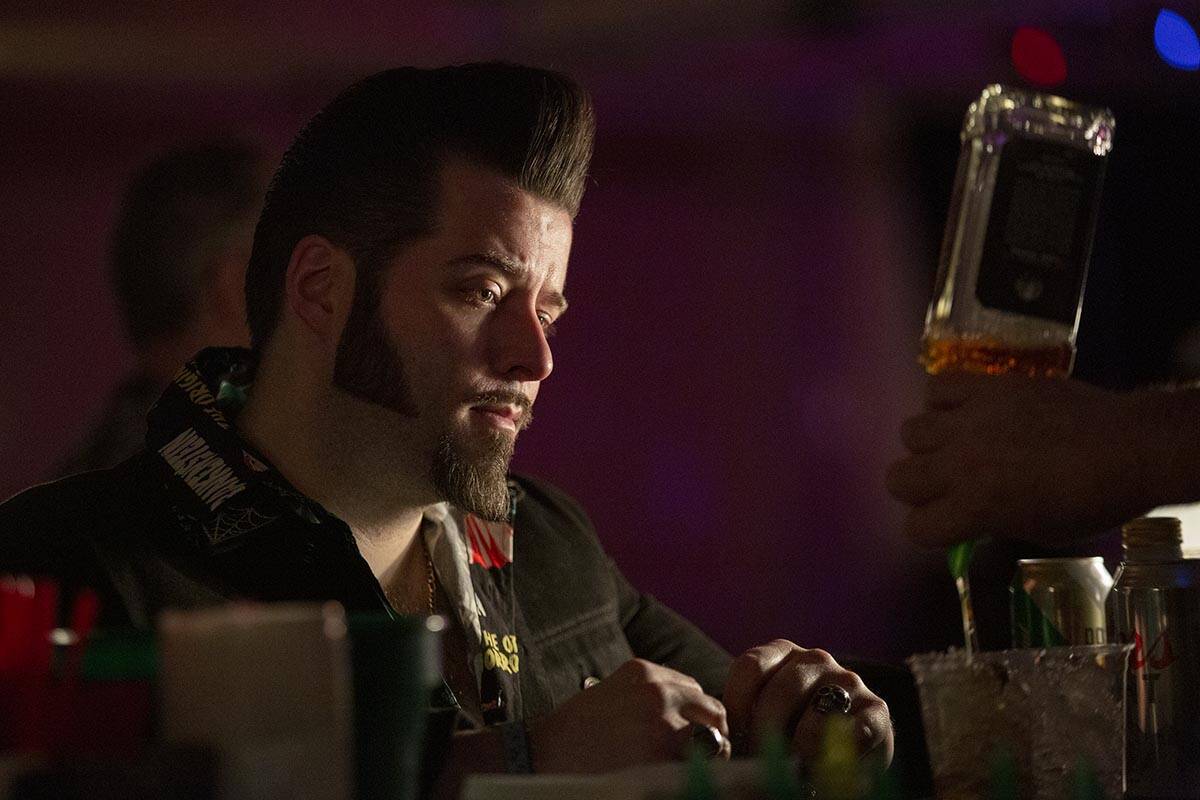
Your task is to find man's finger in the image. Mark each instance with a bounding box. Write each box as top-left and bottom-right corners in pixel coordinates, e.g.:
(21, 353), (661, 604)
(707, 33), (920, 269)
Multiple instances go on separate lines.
(790, 694), (892, 765)
(747, 649), (841, 745)
(674, 688), (729, 737)
(722, 640), (796, 742)
(884, 454), (950, 506)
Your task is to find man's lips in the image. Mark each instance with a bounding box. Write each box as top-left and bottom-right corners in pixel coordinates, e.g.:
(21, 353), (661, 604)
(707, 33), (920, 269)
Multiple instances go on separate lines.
(470, 404), (522, 431)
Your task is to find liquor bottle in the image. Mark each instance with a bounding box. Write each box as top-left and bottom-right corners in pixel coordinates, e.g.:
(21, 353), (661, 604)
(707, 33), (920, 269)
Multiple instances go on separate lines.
(922, 86), (1114, 654)
(923, 84), (1114, 376)
(1108, 517), (1200, 799)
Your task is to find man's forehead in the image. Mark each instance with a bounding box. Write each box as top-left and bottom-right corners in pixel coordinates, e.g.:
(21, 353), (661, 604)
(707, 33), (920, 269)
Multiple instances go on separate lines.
(431, 161), (572, 282)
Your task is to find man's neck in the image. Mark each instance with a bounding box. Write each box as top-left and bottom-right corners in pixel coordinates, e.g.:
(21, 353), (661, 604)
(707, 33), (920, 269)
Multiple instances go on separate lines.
(235, 357), (432, 586)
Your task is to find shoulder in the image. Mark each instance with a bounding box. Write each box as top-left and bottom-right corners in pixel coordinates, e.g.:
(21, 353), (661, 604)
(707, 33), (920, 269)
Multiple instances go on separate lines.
(510, 472), (595, 535)
(0, 457), (149, 575)
(509, 472), (614, 585)
(1, 469), (115, 527)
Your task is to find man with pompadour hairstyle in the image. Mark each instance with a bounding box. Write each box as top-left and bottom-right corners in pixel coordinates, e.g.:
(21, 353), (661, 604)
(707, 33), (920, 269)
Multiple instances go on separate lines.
(1, 63), (894, 795)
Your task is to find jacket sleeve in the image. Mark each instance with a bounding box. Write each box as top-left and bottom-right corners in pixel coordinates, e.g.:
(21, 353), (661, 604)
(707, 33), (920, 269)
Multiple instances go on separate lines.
(511, 473), (734, 699)
(0, 480), (81, 576)
(0, 465), (150, 629)
(610, 555), (733, 698)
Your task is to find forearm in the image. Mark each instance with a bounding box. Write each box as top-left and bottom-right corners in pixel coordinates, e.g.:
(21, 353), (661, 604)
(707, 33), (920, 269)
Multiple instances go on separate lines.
(624, 594), (732, 696)
(610, 557), (732, 696)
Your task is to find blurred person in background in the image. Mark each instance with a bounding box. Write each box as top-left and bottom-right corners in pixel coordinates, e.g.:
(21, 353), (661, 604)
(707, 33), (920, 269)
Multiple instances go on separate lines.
(52, 141), (266, 477)
(886, 373), (1200, 549)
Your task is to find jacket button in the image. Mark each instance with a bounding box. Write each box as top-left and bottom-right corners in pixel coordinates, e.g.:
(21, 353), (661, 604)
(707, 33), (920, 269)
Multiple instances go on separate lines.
(581, 676), (600, 690)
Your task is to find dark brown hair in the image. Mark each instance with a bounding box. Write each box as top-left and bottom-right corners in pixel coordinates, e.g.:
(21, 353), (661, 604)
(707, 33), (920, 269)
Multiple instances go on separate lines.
(244, 62), (596, 352)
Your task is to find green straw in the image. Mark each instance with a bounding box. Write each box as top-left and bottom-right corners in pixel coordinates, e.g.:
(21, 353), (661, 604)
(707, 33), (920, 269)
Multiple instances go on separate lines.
(948, 539), (980, 655)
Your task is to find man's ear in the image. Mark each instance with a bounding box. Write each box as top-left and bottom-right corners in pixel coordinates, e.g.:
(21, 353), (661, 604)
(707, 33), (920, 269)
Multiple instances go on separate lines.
(284, 235), (355, 345)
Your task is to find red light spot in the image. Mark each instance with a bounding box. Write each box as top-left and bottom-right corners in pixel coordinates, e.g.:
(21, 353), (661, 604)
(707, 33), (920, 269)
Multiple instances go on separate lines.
(1011, 26), (1067, 86)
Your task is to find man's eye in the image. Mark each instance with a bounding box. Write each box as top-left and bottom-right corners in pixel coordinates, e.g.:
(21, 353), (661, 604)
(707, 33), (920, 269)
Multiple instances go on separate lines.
(468, 287), (500, 305)
(538, 313), (559, 338)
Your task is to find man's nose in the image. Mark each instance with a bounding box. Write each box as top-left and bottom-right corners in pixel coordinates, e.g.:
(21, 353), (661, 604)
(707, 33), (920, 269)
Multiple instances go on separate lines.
(490, 303), (553, 383)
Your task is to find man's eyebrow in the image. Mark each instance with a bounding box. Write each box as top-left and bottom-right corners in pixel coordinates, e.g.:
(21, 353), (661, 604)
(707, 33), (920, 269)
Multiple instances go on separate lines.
(446, 252), (569, 314)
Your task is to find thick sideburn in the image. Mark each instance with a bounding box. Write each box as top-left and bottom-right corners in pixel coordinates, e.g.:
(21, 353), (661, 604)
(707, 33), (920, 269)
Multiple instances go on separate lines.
(332, 270), (419, 417)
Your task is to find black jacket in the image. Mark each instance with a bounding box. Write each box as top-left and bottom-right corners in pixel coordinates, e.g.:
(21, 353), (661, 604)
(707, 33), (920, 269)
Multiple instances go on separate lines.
(1, 350), (935, 797)
(0, 348), (732, 722)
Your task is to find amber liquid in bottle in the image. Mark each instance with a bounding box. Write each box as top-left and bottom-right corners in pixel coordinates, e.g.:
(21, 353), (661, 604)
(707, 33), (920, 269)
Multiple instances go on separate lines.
(920, 336), (1074, 378)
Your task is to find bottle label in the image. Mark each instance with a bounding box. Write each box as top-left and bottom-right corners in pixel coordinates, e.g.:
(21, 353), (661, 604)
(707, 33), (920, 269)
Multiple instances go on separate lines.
(976, 135), (1106, 323)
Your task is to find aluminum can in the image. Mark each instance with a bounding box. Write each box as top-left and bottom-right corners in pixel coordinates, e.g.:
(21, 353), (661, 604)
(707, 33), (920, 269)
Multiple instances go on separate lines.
(1109, 552), (1200, 798)
(1010, 557), (1112, 647)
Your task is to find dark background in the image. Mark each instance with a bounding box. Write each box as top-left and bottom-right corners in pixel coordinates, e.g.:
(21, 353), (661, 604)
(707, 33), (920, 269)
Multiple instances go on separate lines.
(2, 0), (1199, 663)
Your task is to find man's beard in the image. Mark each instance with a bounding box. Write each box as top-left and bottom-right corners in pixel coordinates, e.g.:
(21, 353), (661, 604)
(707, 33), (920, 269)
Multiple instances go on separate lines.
(431, 431), (514, 522)
(332, 271), (514, 521)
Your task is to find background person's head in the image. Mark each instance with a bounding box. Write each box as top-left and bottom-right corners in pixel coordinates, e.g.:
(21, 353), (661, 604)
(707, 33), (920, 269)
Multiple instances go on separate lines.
(112, 140), (266, 379)
(243, 63), (595, 518)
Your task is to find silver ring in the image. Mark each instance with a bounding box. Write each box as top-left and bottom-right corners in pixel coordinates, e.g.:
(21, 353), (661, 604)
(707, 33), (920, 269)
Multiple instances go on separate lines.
(690, 724), (732, 760)
(813, 684), (852, 714)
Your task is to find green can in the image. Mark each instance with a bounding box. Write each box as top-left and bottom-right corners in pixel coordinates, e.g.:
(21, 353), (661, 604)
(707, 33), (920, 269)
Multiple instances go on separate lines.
(1011, 557), (1113, 647)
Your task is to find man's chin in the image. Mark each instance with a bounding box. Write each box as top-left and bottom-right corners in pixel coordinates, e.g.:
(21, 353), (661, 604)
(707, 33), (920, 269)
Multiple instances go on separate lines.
(430, 431), (514, 521)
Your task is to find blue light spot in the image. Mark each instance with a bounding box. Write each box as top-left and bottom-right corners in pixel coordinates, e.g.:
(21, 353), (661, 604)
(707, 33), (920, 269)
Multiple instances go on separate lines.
(1155, 9), (1200, 71)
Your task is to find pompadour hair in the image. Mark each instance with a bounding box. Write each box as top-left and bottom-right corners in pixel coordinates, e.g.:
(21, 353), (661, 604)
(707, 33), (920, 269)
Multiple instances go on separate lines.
(244, 63), (596, 352)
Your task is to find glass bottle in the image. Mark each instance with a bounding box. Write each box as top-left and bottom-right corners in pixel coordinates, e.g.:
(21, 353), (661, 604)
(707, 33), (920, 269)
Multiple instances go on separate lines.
(923, 84), (1115, 377)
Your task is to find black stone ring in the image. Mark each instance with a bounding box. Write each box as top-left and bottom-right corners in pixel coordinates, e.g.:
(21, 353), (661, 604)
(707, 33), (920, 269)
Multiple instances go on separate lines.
(813, 684), (852, 714)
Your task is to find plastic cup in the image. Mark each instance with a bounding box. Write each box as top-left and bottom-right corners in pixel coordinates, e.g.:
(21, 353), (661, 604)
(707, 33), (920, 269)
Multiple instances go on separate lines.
(907, 645), (1130, 800)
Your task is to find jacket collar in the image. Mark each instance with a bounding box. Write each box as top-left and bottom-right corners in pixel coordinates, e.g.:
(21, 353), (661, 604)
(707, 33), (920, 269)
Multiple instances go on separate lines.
(146, 347), (337, 551)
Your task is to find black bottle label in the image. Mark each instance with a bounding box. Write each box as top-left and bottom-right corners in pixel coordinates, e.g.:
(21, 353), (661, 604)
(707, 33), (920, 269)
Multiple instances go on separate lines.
(976, 135), (1107, 323)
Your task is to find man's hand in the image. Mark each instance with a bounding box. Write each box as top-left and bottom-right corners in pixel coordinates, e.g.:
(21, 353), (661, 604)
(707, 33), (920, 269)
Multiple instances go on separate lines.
(723, 640), (893, 766)
(885, 373), (1181, 547)
(526, 658), (728, 773)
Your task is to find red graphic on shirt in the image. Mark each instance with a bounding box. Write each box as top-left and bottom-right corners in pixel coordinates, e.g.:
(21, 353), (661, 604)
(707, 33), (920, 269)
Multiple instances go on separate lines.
(1133, 628), (1177, 671)
(465, 514), (513, 569)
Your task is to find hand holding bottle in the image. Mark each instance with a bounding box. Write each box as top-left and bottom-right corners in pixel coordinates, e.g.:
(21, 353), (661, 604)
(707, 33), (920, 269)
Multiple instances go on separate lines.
(886, 373), (1193, 547)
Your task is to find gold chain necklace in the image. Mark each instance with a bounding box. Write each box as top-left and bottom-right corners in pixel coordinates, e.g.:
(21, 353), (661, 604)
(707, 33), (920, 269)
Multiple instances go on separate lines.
(385, 534), (436, 616)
